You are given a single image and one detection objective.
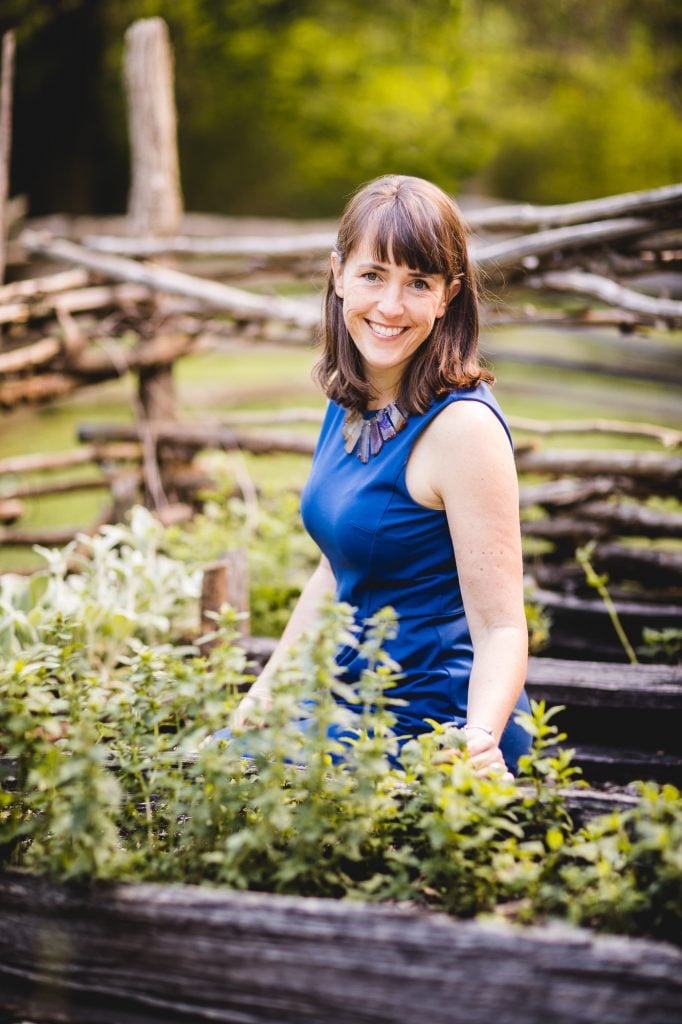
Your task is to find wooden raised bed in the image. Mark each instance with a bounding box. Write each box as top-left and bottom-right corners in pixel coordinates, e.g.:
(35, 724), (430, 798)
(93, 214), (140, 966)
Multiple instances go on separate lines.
(0, 872), (681, 1024)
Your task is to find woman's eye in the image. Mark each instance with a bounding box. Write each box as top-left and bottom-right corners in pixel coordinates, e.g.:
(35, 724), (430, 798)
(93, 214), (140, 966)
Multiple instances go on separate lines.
(362, 272), (380, 282)
(411, 279), (430, 290)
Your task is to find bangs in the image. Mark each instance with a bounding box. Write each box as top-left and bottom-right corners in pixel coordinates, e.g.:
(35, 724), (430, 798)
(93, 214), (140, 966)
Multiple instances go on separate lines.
(365, 199), (454, 279)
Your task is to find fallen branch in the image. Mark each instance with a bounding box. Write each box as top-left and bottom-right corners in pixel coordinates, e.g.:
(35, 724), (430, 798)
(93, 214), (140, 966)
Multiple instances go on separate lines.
(484, 306), (648, 329)
(68, 332), (196, 376)
(468, 182), (682, 231)
(509, 415), (682, 449)
(474, 217), (670, 274)
(526, 586), (682, 630)
(0, 474), (112, 502)
(522, 501), (682, 540)
(0, 335), (198, 407)
(75, 184), (682, 251)
(516, 448), (682, 488)
(0, 267), (90, 303)
(0, 282), (155, 326)
(519, 476), (625, 509)
(595, 541), (682, 586)
(0, 336), (61, 374)
(0, 371), (78, 406)
(0, 443), (140, 476)
(0, 525), (87, 546)
(527, 270), (682, 324)
(20, 230), (321, 328)
(83, 229), (337, 258)
(577, 499), (682, 538)
(77, 419), (317, 456)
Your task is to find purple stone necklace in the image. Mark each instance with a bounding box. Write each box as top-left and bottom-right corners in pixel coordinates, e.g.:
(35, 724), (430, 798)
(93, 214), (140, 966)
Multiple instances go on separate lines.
(342, 400), (408, 463)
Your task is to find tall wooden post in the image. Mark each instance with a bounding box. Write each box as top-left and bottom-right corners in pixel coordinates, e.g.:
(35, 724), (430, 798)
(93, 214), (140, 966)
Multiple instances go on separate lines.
(0, 31), (16, 295)
(123, 18), (184, 510)
(123, 17), (182, 238)
(123, 17), (182, 426)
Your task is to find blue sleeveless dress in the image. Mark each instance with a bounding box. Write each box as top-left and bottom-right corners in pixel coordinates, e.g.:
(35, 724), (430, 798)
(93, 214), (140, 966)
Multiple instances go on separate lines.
(300, 382), (531, 772)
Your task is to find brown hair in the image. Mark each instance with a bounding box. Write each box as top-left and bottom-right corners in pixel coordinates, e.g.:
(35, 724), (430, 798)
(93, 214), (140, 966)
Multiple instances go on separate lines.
(314, 174), (492, 414)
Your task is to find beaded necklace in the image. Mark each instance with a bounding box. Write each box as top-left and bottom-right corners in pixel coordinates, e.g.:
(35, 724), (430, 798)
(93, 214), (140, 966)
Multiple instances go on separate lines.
(342, 400), (408, 463)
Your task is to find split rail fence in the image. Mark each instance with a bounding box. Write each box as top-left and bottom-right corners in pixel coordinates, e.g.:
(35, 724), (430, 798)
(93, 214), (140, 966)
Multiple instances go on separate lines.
(0, 18), (681, 1024)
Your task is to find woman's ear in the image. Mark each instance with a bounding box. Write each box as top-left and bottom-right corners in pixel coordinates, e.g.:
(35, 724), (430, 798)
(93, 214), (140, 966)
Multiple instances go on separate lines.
(330, 250), (344, 298)
(448, 278), (462, 302)
(436, 278), (461, 318)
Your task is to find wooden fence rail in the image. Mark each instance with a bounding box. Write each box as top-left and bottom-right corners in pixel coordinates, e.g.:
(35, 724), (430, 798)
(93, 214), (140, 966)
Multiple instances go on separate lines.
(0, 872), (681, 1024)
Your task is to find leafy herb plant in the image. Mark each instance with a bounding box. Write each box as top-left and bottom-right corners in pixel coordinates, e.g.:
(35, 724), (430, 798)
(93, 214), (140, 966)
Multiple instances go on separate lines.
(0, 507), (680, 946)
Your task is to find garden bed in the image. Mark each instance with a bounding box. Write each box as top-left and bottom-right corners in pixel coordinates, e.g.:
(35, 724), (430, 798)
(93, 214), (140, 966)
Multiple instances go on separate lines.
(1, 871), (681, 1024)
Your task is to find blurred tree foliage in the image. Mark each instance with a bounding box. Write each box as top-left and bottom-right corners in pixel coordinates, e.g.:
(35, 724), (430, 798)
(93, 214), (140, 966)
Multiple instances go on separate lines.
(1, 0), (680, 216)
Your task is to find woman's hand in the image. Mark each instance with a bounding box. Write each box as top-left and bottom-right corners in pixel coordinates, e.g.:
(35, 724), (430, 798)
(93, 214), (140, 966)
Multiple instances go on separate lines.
(433, 724), (513, 780)
(463, 724), (513, 780)
(230, 688), (272, 731)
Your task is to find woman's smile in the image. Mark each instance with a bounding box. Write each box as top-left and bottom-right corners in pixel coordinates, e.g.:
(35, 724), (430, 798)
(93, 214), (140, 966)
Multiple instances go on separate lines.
(367, 320), (408, 339)
(331, 236), (458, 398)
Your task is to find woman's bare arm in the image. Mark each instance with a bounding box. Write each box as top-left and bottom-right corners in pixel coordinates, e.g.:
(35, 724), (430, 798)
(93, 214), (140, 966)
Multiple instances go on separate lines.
(412, 400), (528, 773)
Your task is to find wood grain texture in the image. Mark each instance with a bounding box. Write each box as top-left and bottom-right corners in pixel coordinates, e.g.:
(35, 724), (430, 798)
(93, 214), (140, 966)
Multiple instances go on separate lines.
(1, 872), (681, 1024)
(525, 656), (682, 709)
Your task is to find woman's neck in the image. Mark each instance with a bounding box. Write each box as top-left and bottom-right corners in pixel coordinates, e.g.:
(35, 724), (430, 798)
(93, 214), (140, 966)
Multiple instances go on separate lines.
(365, 373), (401, 410)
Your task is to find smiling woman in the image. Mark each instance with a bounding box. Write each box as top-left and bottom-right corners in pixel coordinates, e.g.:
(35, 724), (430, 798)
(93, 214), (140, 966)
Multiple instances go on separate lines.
(329, 246), (455, 406)
(221, 174), (530, 779)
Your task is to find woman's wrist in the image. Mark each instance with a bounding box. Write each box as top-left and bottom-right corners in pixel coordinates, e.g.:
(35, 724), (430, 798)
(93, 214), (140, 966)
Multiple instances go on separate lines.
(463, 723), (495, 738)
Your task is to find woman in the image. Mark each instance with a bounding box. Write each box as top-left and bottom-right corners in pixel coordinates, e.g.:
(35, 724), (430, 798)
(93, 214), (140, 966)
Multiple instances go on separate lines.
(231, 174), (531, 776)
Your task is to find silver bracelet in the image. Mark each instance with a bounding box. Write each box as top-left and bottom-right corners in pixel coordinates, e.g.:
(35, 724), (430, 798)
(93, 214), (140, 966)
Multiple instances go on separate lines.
(463, 723), (494, 737)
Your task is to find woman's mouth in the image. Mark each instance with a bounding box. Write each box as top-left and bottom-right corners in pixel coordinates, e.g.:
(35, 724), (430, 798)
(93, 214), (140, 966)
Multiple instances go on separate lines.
(367, 321), (406, 338)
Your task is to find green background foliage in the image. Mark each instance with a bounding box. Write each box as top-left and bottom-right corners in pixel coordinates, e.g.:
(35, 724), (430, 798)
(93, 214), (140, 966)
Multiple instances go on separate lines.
(1, 0), (680, 215)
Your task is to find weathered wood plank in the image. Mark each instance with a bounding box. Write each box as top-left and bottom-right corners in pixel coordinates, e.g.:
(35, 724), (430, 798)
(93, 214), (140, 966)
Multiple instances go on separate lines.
(0, 872), (680, 1024)
(516, 448), (682, 487)
(236, 643), (682, 711)
(0, 443), (141, 476)
(467, 183), (682, 231)
(524, 588), (682, 654)
(568, 745), (682, 786)
(525, 657), (682, 709)
(527, 269), (682, 324)
(20, 230), (322, 329)
(76, 420), (317, 456)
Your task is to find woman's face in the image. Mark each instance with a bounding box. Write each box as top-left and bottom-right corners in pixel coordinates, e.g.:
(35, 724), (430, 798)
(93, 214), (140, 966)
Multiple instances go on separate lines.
(331, 235), (458, 398)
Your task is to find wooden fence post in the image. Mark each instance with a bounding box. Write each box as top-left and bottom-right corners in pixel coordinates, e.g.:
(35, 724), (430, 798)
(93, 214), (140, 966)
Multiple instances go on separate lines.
(200, 551), (251, 652)
(0, 31), (16, 295)
(123, 17), (185, 512)
(123, 17), (182, 240)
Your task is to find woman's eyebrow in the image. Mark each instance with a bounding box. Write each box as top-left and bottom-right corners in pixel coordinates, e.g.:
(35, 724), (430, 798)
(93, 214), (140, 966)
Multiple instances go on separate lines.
(358, 261), (437, 277)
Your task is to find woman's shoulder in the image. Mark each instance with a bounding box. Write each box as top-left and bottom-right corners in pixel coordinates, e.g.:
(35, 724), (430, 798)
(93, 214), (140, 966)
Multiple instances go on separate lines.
(422, 383), (512, 448)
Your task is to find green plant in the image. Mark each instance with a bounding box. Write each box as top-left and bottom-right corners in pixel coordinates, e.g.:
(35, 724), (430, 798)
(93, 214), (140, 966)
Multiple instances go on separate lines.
(1, 519), (680, 945)
(0, 506), (201, 668)
(524, 587), (552, 655)
(638, 627), (682, 665)
(532, 781), (682, 944)
(164, 472), (318, 637)
(576, 541), (638, 664)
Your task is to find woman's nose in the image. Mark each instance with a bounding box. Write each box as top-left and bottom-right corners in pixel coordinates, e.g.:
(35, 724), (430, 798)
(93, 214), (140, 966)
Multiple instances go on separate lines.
(376, 283), (404, 318)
